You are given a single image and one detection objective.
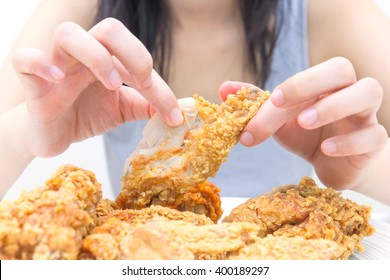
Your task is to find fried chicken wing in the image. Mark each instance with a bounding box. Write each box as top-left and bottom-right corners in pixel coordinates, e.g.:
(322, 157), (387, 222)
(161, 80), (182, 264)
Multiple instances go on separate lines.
(222, 176), (375, 259)
(0, 165), (102, 259)
(116, 87), (269, 222)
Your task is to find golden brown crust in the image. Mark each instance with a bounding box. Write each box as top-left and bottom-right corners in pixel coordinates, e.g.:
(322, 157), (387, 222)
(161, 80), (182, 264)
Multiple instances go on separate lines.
(0, 165), (102, 259)
(82, 217), (345, 260)
(81, 206), (215, 260)
(82, 218), (260, 260)
(0, 165), (375, 260)
(228, 235), (344, 260)
(222, 176), (375, 259)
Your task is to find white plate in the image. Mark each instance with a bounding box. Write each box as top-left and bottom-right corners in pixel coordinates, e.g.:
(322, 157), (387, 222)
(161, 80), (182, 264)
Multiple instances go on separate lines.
(220, 197), (390, 260)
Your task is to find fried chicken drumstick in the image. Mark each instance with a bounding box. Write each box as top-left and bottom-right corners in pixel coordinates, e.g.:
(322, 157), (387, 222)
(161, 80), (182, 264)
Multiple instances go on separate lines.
(116, 87), (270, 222)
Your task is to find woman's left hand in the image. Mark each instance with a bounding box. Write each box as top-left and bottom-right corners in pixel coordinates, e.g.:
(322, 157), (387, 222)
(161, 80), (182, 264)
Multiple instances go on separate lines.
(219, 57), (388, 191)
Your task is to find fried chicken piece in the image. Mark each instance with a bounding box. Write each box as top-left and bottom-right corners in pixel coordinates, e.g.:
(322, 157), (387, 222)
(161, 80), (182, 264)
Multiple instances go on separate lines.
(0, 165), (102, 259)
(81, 205), (212, 259)
(83, 216), (344, 260)
(116, 87), (269, 222)
(80, 205), (215, 259)
(223, 176), (375, 259)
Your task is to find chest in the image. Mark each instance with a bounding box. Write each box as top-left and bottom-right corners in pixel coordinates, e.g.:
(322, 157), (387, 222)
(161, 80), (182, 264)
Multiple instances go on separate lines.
(166, 27), (256, 103)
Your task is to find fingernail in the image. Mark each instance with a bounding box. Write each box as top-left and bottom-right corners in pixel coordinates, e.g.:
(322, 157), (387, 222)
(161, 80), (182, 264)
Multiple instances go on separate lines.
(49, 65), (65, 80)
(169, 108), (184, 126)
(240, 131), (255, 146)
(322, 141), (337, 155)
(271, 88), (285, 106)
(108, 69), (122, 88)
(249, 86), (261, 94)
(299, 108), (318, 126)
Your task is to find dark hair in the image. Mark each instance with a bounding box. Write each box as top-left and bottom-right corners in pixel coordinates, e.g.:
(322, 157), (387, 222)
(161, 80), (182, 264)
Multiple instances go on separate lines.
(96, 0), (280, 87)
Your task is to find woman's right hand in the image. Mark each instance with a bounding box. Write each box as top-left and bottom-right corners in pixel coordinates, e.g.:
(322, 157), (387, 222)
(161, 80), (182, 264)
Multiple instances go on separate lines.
(12, 18), (183, 158)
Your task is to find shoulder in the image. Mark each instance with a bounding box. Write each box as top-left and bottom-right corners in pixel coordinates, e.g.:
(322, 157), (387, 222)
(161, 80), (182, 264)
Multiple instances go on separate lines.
(32, 0), (99, 30)
(307, 0), (390, 65)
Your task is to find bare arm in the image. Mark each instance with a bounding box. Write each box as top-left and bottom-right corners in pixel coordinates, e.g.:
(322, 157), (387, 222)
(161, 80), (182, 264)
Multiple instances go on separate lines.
(0, 0), (98, 196)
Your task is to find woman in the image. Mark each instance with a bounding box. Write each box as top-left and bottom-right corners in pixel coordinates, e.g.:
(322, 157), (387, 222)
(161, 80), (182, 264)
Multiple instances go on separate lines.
(0, 0), (389, 204)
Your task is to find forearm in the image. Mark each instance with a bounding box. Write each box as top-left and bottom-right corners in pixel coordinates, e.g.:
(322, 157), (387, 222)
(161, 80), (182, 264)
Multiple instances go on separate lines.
(0, 103), (34, 198)
(355, 139), (390, 205)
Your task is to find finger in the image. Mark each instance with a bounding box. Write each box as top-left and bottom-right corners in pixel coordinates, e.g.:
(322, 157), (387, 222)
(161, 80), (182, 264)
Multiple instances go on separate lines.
(118, 86), (154, 122)
(12, 48), (65, 98)
(89, 18), (152, 88)
(219, 81), (257, 100)
(298, 77), (383, 129)
(272, 57), (357, 107)
(239, 98), (298, 146)
(90, 18), (182, 126)
(137, 69), (183, 126)
(321, 124), (388, 156)
(52, 21), (122, 90)
(113, 56), (182, 126)
(113, 57), (180, 125)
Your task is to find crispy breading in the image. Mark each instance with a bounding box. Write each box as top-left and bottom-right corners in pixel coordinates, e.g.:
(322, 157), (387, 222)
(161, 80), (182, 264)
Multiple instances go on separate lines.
(222, 176), (375, 259)
(116, 87), (270, 222)
(97, 204), (214, 227)
(81, 205), (215, 259)
(228, 235), (344, 260)
(83, 217), (344, 260)
(82, 218), (260, 260)
(0, 165), (102, 259)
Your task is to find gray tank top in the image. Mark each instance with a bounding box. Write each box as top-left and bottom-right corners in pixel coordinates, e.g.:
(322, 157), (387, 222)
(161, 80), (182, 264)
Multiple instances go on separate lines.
(103, 0), (312, 197)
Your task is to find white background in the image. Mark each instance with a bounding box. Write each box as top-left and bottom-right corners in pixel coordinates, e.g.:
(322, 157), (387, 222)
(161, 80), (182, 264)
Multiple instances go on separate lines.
(1, 1), (390, 214)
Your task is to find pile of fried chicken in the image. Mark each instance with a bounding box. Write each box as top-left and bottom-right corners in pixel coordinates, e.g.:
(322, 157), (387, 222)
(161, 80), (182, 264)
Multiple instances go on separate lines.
(0, 87), (374, 260)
